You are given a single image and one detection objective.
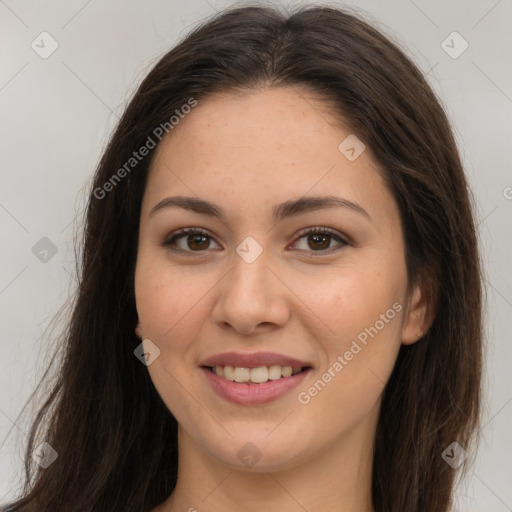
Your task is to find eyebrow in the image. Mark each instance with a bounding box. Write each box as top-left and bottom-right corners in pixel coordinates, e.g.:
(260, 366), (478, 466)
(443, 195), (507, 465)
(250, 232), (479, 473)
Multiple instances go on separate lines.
(149, 195), (371, 222)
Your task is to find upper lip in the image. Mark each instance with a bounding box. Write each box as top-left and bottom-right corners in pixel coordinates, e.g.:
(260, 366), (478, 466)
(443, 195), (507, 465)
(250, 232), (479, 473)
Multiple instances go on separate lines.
(200, 351), (313, 369)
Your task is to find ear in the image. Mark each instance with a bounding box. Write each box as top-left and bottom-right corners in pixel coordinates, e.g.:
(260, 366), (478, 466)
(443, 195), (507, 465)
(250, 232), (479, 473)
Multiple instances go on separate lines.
(135, 322), (143, 340)
(401, 276), (437, 345)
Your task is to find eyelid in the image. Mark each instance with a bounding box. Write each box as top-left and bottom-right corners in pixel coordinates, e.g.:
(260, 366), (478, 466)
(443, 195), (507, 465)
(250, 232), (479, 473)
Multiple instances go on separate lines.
(162, 227), (219, 254)
(162, 226), (349, 255)
(293, 226), (349, 245)
(290, 226), (349, 255)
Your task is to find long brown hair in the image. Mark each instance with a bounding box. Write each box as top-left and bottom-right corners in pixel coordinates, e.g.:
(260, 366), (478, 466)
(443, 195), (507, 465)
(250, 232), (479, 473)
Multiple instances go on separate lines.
(4, 4), (482, 511)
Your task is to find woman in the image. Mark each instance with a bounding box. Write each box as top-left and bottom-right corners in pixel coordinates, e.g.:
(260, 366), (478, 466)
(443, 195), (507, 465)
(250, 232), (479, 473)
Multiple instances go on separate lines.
(4, 4), (482, 512)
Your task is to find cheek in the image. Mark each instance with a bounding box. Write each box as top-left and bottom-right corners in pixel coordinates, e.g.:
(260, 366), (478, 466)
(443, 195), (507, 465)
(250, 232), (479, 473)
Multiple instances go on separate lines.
(307, 262), (406, 347)
(134, 252), (221, 401)
(134, 250), (213, 341)
(134, 254), (212, 428)
(300, 261), (406, 405)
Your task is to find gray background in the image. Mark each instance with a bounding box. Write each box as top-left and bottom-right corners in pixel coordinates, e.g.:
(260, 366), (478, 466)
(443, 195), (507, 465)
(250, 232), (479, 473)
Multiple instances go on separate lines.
(1, 0), (511, 510)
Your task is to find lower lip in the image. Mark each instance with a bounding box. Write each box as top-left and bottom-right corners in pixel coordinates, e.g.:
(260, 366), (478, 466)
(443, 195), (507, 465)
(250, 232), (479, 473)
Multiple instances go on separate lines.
(201, 367), (312, 405)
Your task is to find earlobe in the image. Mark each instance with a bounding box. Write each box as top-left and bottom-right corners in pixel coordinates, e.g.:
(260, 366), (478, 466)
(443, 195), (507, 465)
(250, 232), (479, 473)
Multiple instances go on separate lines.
(401, 279), (436, 345)
(135, 322), (143, 340)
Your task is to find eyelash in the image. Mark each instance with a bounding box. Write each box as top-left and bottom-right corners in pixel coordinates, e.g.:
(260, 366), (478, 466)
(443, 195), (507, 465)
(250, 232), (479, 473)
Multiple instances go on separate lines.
(162, 226), (348, 256)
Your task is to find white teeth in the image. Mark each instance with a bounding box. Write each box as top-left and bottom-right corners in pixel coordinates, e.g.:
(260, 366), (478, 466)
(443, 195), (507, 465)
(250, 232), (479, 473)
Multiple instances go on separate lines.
(281, 366), (292, 378)
(223, 365), (234, 380)
(268, 365), (282, 380)
(234, 367), (250, 383)
(212, 364), (304, 383)
(250, 366), (268, 383)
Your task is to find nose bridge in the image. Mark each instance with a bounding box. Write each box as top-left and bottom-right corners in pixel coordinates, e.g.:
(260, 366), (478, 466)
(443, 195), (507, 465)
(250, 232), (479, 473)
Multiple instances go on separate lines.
(227, 238), (275, 304)
(231, 244), (271, 293)
(212, 237), (289, 332)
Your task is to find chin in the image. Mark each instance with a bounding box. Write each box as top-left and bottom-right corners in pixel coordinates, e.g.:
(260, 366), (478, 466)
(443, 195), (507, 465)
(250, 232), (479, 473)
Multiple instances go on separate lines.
(194, 421), (313, 472)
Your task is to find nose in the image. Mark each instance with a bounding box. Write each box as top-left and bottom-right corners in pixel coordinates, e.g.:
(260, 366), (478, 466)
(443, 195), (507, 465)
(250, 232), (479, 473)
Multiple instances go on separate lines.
(211, 247), (291, 336)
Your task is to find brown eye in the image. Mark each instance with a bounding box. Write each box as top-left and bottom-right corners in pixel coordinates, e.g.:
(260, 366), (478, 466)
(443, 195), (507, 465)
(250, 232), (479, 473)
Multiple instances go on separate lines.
(163, 226), (347, 256)
(163, 228), (220, 253)
(292, 227), (348, 254)
(184, 234), (210, 251)
(307, 232), (332, 250)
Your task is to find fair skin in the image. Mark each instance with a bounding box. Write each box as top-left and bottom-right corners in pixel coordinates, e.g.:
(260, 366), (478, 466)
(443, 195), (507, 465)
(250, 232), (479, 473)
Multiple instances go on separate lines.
(134, 86), (428, 512)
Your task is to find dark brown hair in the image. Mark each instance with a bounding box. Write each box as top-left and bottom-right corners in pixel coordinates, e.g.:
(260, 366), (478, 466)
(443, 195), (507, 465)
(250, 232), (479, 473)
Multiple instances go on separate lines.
(4, 4), (482, 511)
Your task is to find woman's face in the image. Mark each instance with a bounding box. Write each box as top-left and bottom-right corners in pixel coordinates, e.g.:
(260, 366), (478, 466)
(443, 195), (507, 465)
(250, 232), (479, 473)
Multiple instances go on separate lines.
(135, 87), (423, 471)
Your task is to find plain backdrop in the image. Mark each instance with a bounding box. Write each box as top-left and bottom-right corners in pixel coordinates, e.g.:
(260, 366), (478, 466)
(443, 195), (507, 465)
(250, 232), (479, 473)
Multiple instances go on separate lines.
(1, 0), (511, 510)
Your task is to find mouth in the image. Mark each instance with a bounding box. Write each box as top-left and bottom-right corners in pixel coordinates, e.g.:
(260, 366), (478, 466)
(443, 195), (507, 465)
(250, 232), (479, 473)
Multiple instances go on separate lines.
(203, 364), (310, 384)
(199, 352), (313, 405)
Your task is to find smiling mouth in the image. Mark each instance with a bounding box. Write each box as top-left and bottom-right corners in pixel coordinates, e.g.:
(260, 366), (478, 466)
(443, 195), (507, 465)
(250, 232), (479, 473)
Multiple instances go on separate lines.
(204, 365), (310, 384)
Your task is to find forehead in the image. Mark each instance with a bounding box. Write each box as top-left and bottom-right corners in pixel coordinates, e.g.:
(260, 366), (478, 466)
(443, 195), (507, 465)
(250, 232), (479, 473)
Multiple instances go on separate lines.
(143, 87), (395, 226)
(159, 87), (350, 165)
